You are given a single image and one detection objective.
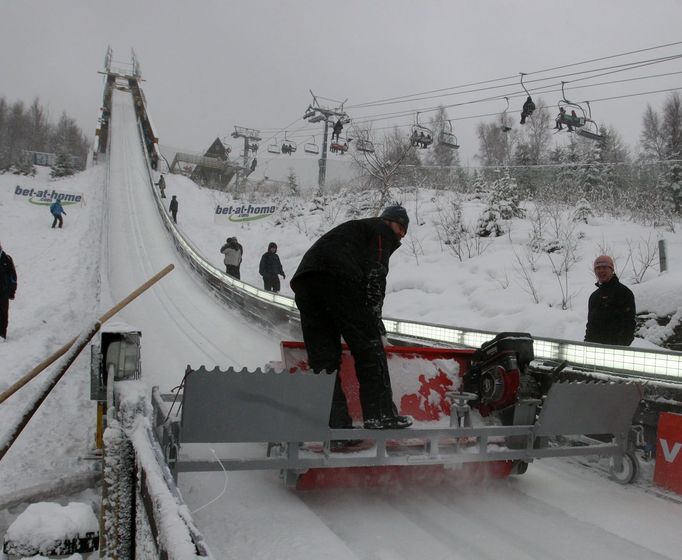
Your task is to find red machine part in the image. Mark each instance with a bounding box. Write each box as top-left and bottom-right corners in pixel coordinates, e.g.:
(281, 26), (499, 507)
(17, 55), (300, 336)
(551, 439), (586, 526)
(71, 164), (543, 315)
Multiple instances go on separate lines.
(280, 341), (474, 421)
(280, 342), (515, 488)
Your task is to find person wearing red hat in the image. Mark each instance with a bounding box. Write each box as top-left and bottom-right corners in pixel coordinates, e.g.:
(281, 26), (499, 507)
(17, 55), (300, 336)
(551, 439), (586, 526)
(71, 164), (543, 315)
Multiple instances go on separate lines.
(584, 255), (636, 346)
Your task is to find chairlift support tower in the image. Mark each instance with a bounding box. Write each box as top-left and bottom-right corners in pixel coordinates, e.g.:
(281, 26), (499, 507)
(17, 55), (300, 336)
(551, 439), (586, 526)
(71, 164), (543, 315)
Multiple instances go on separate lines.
(303, 90), (350, 192)
(231, 125), (261, 188)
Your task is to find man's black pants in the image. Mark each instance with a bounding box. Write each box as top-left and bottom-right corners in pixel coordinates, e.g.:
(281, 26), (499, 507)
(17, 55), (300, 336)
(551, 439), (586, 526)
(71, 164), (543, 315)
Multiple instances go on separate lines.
(293, 273), (398, 428)
(0, 297), (9, 338)
(263, 275), (280, 292)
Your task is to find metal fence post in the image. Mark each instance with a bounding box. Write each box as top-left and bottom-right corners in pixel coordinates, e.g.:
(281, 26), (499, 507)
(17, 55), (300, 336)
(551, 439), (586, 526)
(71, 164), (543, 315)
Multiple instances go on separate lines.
(659, 238), (668, 273)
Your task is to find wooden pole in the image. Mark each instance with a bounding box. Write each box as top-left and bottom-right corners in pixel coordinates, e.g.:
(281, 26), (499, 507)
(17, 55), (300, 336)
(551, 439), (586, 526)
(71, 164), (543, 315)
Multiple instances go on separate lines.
(0, 264), (174, 405)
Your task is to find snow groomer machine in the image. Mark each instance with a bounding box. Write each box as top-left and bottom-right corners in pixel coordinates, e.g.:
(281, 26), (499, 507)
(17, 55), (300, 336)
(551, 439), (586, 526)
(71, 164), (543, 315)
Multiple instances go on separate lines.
(153, 332), (643, 489)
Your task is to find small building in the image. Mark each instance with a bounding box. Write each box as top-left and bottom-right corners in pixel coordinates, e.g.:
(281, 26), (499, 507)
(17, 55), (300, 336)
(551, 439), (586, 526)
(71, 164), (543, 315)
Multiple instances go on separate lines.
(170, 137), (237, 191)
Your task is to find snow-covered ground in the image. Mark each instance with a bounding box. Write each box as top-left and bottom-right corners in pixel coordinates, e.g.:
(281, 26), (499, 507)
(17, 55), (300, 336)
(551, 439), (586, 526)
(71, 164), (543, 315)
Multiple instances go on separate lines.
(2, 89), (682, 558)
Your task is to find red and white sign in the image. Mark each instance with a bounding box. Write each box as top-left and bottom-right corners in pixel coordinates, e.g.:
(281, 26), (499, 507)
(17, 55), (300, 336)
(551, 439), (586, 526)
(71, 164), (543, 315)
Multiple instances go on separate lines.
(654, 412), (682, 495)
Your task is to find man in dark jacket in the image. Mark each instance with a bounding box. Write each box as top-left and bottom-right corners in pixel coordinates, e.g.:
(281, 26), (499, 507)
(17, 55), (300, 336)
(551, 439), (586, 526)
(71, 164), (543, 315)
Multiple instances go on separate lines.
(585, 255), (636, 346)
(169, 195), (178, 223)
(259, 242), (285, 292)
(290, 205), (413, 431)
(0, 241), (18, 340)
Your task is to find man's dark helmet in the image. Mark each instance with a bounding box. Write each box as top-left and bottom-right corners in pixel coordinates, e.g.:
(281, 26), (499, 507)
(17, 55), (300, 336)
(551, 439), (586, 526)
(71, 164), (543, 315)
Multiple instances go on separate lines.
(380, 205), (409, 233)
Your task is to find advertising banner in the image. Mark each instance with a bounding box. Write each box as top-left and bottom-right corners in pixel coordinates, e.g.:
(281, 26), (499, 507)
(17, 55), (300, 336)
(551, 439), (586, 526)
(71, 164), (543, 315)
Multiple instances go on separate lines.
(214, 202), (276, 224)
(654, 412), (682, 495)
(13, 185), (85, 207)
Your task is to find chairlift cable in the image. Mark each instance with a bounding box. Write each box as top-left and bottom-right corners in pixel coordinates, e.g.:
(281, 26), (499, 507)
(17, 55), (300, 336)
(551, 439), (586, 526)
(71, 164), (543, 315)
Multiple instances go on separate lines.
(348, 86), (682, 136)
(349, 65), (682, 127)
(347, 40), (682, 109)
(348, 53), (682, 113)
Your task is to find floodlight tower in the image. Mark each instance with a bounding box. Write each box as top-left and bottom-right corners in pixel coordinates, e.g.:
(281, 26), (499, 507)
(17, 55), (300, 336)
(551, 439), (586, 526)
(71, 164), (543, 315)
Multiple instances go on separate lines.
(231, 126), (261, 189)
(303, 90), (350, 192)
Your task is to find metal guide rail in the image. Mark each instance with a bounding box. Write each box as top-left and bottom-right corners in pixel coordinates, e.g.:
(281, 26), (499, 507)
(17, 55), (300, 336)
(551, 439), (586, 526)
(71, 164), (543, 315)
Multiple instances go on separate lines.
(151, 368), (642, 487)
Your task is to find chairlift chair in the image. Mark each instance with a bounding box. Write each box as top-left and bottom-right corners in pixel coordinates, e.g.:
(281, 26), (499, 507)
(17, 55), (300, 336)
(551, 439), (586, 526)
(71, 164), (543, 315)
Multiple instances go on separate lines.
(556, 83), (602, 141)
(281, 132), (297, 155)
(330, 139), (350, 154)
(304, 136), (320, 155)
(355, 138), (375, 154)
(438, 120), (460, 149)
(409, 113), (434, 148)
(519, 73), (536, 125)
(501, 97), (512, 132)
(267, 138), (281, 154)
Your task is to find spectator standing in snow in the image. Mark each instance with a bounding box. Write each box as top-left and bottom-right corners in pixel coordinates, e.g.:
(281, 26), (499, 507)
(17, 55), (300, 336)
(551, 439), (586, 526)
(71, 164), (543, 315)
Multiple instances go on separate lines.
(220, 237), (243, 279)
(156, 174), (166, 198)
(0, 241), (17, 340)
(169, 195), (178, 223)
(584, 255), (636, 346)
(258, 242), (285, 292)
(50, 199), (66, 228)
(291, 205), (413, 434)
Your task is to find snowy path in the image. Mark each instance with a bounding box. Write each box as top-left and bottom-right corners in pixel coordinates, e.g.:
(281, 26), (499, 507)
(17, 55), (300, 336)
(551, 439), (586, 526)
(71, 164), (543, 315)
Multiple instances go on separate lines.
(106, 90), (279, 389)
(107, 90), (682, 559)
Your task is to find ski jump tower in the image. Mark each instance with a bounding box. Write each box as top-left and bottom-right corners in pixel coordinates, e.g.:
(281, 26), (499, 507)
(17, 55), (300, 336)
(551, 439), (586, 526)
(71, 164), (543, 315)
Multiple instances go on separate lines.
(96, 47), (158, 164)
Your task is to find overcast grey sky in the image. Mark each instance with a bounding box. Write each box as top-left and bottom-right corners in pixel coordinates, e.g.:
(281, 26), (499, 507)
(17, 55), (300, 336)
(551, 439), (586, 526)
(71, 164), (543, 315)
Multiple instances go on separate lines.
(2, 0), (682, 172)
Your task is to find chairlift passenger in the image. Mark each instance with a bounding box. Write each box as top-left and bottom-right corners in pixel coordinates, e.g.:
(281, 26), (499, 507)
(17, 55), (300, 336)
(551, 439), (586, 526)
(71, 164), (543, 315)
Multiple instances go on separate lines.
(520, 96), (536, 125)
(332, 119), (343, 142)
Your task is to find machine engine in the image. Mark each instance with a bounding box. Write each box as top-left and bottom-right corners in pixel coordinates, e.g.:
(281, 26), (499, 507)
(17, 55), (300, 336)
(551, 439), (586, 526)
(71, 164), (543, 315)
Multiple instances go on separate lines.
(463, 332), (540, 416)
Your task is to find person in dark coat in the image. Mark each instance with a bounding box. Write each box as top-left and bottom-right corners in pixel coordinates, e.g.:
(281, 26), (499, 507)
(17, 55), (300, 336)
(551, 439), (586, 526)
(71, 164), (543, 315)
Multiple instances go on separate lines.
(520, 96), (535, 124)
(220, 237), (243, 279)
(290, 205), (413, 432)
(0, 241), (18, 340)
(156, 174), (166, 198)
(585, 255), (636, 346)
(50, 199), (66, 228)
(259, 242), (285, 292)
(169, 195), (178, 223)
(332, 119), (343, 142)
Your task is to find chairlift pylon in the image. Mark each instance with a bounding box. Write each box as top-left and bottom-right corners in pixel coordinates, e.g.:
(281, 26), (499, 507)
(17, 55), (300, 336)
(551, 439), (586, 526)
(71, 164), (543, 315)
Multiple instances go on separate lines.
(410, 112), (434, 149)
(438, 120), (460, 149)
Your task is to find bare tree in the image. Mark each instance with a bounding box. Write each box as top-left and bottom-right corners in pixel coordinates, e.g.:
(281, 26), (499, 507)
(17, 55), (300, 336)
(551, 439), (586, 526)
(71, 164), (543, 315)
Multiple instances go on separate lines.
(350, 126), (418, 211)
(476, 114), (516, 166)
(640, 104), (665, 161)
(662, 92), (682, 158)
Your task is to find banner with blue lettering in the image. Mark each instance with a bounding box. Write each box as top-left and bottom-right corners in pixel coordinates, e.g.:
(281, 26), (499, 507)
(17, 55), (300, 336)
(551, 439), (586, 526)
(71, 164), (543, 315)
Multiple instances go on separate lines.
(214, 202), (277, 223)
(13, 185), (85, 207)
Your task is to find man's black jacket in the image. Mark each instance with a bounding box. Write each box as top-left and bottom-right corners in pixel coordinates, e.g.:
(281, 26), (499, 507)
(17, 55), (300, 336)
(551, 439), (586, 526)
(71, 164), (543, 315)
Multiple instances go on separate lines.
(584, 274), (636, 346)
(0, 251), (17, 299)
(291, 217), (401, 323)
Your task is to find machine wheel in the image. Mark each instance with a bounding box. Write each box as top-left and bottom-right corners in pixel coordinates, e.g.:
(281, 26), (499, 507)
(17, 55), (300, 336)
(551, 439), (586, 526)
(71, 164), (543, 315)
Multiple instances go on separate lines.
(609, 451), (639, 484)
(510, 460), (529, 475)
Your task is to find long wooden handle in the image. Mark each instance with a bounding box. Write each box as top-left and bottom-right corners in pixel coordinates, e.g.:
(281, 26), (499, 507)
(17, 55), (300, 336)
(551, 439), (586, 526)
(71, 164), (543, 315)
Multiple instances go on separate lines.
(0, 264), (174, 405)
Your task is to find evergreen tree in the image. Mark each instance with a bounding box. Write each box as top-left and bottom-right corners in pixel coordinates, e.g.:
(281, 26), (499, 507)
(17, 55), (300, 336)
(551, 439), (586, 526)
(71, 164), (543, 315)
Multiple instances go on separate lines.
(50, 151), (76, 177)
(287, 167), (299, 195)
